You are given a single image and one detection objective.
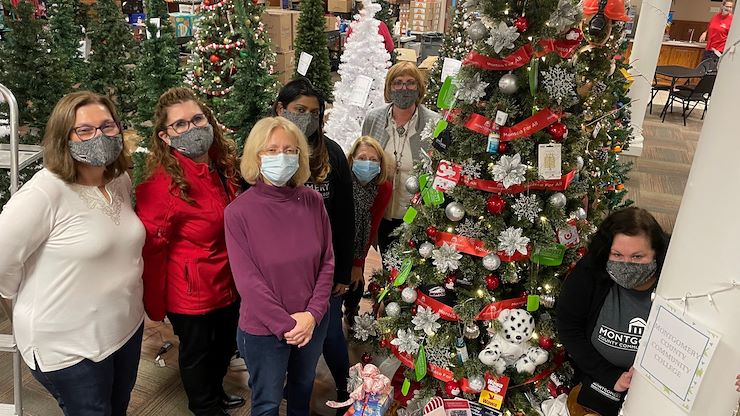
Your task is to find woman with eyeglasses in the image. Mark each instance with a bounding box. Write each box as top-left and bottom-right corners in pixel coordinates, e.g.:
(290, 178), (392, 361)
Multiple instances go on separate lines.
(225, 117), (334, 416)
(135, 87), (243, 416)
(361, 61), (441, 254)
(0, 91), (144, 415)
(272, 77), (355, 410)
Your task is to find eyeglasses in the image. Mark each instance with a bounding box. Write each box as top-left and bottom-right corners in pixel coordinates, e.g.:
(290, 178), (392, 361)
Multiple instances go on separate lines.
(167, 114), (209, 135)
(72, 122), (121, 141)
(261, 147), (301, 156)
(391, 80), (418, 90)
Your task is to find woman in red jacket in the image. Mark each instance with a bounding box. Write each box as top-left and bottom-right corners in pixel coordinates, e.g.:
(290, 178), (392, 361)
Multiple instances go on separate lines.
(135, 87), (243, 416)
(343, 136), (392, 323)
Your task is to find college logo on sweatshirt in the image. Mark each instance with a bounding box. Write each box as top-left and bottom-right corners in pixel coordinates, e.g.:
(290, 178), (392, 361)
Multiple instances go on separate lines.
(596, 317), (646, 352)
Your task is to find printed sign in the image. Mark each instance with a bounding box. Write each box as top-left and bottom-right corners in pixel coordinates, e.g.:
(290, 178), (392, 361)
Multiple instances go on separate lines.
(297, 52), (313, 76)
(432, 160), (463, 192)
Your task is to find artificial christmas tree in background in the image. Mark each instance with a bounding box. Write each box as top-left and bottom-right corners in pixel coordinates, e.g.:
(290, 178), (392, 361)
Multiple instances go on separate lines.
(88, 0), (138, 124)
(375, 0), (398, 62)
(187, 0), (251, 120)
(353, 0), (634, 413)
(293, 0), (334, 102)
(220, 0), (278, 151)
(424, 2), (473, 111)
(324, 0), (391, 152)
(47, 0), (88, 90)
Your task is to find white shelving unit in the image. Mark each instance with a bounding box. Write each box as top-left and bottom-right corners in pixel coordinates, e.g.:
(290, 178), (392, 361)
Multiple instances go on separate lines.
(0, 82), (35, 416)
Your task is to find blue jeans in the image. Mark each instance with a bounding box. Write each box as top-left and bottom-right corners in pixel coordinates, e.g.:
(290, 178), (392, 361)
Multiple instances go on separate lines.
(323, 295), (350, 392)
(30, 323), (144, 416)
(237, 315), (329, 416)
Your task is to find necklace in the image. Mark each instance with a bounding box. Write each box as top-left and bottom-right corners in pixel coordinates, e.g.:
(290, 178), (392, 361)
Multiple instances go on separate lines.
(392, 126), (409, 171)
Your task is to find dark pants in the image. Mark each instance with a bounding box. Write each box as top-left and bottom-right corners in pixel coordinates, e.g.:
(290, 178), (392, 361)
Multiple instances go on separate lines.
(30, 323), (144, 416)
(377, 218), (404, 255)
(168, 302), (239, 416)
(343, 279), (364, 319)
(238, 315), (329, 416)
(323, 296), (350, 393)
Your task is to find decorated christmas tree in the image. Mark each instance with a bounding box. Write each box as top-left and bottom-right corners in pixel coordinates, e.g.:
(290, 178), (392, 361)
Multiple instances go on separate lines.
(293, 0), (333, 102)
(324, 0), (391, 152)
(220, 0), (278, 152)
(187, 0), (254, 120)
(87, 0), (138, 124)
(424, 2), (473, 110)
(352, 0), (634, 413)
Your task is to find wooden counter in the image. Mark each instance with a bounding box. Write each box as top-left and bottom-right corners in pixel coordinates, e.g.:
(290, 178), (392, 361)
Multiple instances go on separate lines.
(624, 40), (706, 68)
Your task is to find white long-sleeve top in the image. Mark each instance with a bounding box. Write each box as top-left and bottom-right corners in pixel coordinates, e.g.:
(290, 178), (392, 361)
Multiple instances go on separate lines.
(0, 169), (145, 371)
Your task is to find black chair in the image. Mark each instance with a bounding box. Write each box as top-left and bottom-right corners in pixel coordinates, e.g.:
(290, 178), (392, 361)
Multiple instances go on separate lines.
(676, 58), (718, 92)
(661, 74), (716, 125)
(649, 74), (671, 114)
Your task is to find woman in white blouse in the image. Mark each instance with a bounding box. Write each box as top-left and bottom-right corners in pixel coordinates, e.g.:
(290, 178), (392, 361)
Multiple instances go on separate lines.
(0, 91), (145, 416)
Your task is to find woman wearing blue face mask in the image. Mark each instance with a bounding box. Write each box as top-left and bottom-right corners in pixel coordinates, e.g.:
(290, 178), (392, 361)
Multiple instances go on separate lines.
(225, 117), (334, 416)
(273, 78), (355, 411)
(343, 136), (392, 325)
(556, 207), (669, 416)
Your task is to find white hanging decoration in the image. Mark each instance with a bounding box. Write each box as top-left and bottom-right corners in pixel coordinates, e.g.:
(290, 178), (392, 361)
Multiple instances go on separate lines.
(490, 153), (527, 189)
(497, 227), (531, 256)
(432, 242), (463, 273)
(486, 21), (520, 54)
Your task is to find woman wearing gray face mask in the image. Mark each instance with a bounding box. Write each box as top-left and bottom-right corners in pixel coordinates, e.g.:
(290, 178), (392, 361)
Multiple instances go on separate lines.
(556, 207), (669, 416)
(0, 91), (145, 415)
(361, 62), (441, 256)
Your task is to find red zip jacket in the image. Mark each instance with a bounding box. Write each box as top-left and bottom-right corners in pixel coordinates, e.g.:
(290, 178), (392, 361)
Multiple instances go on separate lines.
(135, 150), (239, 321)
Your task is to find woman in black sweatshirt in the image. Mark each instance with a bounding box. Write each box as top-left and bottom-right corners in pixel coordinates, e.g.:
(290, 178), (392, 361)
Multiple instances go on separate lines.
(556, 207), (668, 416)
(273, 78), (355, 411)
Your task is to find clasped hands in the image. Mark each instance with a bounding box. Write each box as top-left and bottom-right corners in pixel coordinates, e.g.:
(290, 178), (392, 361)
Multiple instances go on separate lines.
(284, 311), (316, 348)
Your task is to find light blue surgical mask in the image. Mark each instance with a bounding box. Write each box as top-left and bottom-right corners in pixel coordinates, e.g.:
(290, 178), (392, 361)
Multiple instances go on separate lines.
(352, 160), (381, 185)
(260, 153), (299, 187)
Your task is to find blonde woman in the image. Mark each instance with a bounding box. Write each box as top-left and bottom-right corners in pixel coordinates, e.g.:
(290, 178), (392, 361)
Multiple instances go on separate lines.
(343, 136), (392, 323)
(0, 91), (144, 415)
(361, 61), (441, 254)
(225, 117), (334, 416)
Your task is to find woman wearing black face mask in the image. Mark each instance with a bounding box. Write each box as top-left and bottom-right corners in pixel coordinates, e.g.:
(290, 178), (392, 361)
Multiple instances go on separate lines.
(361, 62), (441, 255)
(556, 207), (669, 416)
(273, 78), (356, 412)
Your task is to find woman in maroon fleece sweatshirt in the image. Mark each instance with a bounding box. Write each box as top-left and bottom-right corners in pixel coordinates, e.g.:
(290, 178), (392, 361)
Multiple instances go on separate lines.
(224, 116), (334, 416)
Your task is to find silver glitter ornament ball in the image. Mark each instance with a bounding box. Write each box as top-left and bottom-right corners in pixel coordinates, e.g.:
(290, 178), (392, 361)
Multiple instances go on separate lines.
(540, 294), (556, 308)
(405, 176), (420, 194)
(498, 73), (518, 95)
(445, 202), (465, 222)
(418, 242), (435, 258)
(385, 302), (401, 318)
(401, 286), (418, 303)
(482, 253), (501, 271)
(464, 323), (481, 339)
(468, 375), (485, 392)
(573, 207), (587, 220)
(467, 21), (489, 42)
(548, 192), (567, 209)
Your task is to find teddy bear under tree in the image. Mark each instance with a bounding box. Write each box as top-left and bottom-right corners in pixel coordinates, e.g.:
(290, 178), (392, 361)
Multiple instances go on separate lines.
(354, 0), (634, 413)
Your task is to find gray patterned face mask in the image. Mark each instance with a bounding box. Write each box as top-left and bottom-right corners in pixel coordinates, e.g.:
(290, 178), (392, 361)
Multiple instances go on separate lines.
(606, 260), (657, 289)
(390, 90), (418, 109)
(282, 110), (320, 138)
(68, 134), (123, 167)
(169, 125), (214, 159)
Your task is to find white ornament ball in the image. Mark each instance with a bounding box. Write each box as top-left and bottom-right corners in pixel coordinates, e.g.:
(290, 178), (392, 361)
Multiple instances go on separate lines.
(405, 176), (420, 194)
(463, 322), (480, 339)
(467, 21), (488, 42)
(609, 60), (616, 76)
(576, 156), (585, 170)
(498, 73), (518, 95)
(548, 192), (567, 209)
(468, 375), (485, 392)
(573, 207), (587, 220)
(385, 302), (401, 318)
(418, 242), (434, 259)
(401, 286), (418, 303)
(445, 202), (465, 222)
(482, 253), (501, 271)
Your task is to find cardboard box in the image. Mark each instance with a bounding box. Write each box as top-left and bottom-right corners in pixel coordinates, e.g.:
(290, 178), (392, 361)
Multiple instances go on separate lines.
(328, 0), (352, 13)
(395, 48), (418, 63)
(288, 10), (301, 33)
(263, 9), (294, 52)
(324, 15), (338, 31)
(275, 52), (296, 85)
(418, 55), (438, 83)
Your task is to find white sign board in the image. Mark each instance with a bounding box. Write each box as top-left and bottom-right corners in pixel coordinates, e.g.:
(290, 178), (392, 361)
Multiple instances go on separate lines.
(297, 52), (313, 76)
(348, 75), (373, 107)
(440, 58), (462, 82)
(634, 296), (720, 412)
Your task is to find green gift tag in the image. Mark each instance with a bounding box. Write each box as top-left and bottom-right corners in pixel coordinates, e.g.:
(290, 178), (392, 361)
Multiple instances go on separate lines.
(531, 244), (566, 266)
(437, 76), (457, 109)
(377, 285), (390, 302)
(527, 295), (540, 312)
(394, 258), (413, 286)
(401, 377), (411, 396)
(414, 344), (427, 381)
(433, 119), (448, 138)
(419, 174), (444, 207)
(403, 206), (418, 224)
